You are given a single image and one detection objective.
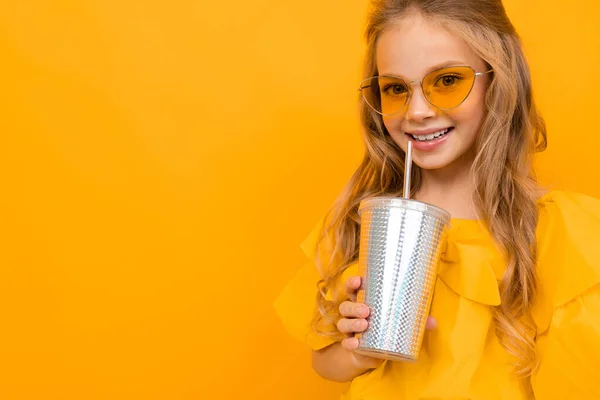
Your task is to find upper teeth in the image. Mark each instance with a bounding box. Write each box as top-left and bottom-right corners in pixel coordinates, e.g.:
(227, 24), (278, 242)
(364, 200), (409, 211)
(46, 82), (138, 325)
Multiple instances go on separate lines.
(411, 128), (449, 141)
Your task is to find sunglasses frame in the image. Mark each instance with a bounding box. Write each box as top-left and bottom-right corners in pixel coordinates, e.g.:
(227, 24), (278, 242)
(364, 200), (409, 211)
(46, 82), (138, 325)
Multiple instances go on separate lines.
(358, 65), (494, 116)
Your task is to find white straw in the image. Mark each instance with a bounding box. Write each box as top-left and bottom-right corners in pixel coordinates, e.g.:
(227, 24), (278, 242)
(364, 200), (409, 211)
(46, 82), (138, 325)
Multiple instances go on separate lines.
(403, 141), (412, 199)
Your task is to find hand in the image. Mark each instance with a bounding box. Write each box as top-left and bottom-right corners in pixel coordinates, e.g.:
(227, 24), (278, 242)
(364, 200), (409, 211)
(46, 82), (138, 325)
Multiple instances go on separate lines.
(337, 276), (437, 370)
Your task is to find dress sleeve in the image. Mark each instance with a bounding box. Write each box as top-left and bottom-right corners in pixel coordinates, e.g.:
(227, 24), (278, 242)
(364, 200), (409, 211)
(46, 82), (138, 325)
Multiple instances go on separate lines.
(532, 285), (600, 398)
(531, 191), (600, 398)
(272, 219), (339, 351)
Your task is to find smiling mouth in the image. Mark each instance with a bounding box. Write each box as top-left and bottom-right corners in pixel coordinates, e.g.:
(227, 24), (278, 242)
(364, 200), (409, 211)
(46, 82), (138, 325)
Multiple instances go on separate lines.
(407, 127), (454, 142)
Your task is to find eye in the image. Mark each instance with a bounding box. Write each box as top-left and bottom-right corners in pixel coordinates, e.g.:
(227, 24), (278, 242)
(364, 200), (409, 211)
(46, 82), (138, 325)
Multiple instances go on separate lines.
(442, 76), (456, 86)
(435, 74), (462, 87)
(382, 83), (408, 96)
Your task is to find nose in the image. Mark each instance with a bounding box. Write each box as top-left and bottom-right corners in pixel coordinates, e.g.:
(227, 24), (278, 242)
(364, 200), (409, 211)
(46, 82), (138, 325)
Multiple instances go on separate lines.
(405, 84), (436, 122)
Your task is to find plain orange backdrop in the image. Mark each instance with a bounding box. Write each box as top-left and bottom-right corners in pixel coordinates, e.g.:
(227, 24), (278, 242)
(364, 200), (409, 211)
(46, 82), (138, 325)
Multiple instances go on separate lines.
(0, 1), (599, 399)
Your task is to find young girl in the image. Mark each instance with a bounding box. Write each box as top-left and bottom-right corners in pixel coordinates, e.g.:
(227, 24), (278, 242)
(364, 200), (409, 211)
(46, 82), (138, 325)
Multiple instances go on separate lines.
(274, 0), (600, 398)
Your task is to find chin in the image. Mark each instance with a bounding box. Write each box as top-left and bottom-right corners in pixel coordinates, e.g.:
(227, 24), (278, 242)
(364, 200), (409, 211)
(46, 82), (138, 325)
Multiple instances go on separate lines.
(410, 151), (469, 172)
(412, 158), (453, 171)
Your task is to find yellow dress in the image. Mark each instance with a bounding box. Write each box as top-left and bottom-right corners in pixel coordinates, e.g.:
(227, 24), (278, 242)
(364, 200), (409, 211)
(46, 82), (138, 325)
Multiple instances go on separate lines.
(273, 190), (600, 400)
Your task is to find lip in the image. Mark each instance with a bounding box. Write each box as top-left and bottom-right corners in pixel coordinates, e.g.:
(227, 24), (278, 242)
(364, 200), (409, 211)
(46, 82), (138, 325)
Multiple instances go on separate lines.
(405, 127), (454, 151)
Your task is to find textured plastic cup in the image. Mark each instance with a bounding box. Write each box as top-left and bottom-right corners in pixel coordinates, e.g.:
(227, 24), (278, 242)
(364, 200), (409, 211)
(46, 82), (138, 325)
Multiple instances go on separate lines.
(354, 197), (451, 362)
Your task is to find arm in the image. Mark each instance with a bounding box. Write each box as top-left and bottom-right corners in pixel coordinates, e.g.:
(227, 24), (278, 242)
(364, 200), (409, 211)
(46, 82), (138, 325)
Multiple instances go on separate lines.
(310, 276), (385, 382)
(311, 341), (377, 382)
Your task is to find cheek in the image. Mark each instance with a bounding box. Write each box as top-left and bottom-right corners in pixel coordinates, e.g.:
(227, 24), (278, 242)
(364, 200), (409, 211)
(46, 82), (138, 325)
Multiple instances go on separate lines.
(382, 116), (407, 148)
(448, 87), (486, 129)
(382, 115), (405, 134)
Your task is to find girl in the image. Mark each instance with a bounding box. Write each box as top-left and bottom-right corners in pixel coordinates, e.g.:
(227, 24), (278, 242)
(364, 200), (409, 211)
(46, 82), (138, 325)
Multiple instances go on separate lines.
(274, 0), (600, 398)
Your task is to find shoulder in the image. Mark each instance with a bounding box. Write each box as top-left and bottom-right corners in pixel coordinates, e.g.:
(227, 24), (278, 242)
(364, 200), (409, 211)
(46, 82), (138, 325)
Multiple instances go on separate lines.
(536, 190), (600, 260)
(536, 190), (600, 256)
(537, 189), (600, 223)
(532, 190), (600, 331)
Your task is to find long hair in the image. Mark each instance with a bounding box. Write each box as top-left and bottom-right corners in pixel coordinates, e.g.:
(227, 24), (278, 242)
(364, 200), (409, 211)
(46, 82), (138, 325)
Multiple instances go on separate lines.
(312, 0), (548, 379)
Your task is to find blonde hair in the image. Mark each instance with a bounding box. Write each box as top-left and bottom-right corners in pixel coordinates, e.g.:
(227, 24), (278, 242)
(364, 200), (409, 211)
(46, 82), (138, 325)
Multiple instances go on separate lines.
(313, 0), (548, 379)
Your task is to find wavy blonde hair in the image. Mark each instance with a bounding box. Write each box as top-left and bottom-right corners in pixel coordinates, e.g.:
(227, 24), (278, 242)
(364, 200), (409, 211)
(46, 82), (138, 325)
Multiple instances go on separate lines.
(312, 0), (548, 379)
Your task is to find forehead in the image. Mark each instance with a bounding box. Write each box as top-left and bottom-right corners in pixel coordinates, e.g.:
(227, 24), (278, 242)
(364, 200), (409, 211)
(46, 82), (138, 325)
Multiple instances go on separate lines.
(376, 16), (482, 79)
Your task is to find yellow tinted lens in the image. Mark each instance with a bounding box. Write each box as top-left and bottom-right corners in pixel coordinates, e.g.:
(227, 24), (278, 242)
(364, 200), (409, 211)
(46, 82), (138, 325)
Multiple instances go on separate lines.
(360, 77), (408, 115)
(422, 66), (476, 109)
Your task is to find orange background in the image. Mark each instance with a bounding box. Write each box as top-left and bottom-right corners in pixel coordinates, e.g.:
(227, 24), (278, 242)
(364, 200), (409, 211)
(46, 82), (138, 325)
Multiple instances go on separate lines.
(0, 1), (599, 399)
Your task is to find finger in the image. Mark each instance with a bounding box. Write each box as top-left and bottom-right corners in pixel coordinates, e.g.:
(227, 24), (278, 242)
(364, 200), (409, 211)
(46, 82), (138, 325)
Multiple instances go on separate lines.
(344, 276), (361, 293)
(339, 301), (370, 318)
(337, 318), (368, 334)
(425, 316), (437, 330)
(341, 336), (359, 351)
(344, 276), (362, 300)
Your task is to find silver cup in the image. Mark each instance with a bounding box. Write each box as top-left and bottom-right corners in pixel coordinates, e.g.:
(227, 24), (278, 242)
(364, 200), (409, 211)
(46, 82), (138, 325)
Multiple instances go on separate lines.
(354, 197), (450, 362)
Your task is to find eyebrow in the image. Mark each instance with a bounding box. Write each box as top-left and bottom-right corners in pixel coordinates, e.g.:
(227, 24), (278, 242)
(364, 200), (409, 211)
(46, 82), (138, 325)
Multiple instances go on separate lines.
(379, 60), (467, 78)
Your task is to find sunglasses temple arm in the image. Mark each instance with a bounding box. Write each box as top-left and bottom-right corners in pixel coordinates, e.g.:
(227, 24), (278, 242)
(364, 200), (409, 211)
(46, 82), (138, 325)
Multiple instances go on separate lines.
(476, 69), (494, 77)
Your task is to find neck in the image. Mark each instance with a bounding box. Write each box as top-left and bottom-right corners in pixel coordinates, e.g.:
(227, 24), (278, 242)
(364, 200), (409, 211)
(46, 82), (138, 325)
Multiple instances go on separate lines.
(414, 154), (478, 220)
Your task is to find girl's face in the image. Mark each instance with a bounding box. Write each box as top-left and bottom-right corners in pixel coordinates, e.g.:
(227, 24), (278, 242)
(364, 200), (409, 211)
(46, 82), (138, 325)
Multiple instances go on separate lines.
(376, 15), (490, 171)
